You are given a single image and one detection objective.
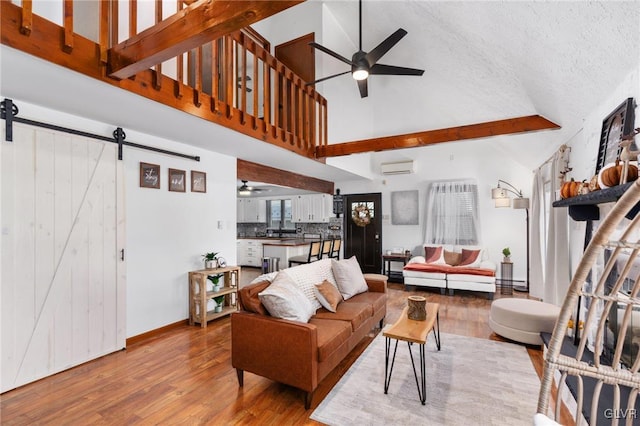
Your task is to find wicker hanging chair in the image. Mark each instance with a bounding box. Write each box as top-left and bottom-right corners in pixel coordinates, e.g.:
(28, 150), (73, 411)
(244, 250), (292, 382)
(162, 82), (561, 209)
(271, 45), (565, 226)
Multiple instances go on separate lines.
(537, 180), (640, 425)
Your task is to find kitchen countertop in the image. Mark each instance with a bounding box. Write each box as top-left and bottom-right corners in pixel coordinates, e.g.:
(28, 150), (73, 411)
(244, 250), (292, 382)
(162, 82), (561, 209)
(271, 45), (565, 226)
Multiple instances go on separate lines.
(237, 236), (297, 241)
(261, 239), (320, 246)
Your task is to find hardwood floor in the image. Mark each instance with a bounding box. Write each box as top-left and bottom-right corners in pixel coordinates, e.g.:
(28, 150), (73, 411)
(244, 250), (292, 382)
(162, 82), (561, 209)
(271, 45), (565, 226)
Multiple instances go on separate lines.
(1, 268), (572, 425)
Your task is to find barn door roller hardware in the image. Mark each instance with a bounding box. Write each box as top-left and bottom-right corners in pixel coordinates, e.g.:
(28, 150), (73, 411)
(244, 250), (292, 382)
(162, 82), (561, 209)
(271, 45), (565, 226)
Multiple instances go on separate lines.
(0, 98), (200, 162)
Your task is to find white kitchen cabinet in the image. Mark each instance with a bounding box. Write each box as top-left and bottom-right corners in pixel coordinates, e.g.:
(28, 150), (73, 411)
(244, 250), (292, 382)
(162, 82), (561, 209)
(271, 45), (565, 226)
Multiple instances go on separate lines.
(237, 239), (265, 267)
(237, 199), (267, 223)
(237, 240), (247, 265)
(292, 194), (333, 223)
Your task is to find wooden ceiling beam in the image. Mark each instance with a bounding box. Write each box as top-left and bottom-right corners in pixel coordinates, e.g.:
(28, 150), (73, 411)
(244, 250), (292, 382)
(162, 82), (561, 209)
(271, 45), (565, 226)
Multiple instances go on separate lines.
(316, 115), (561, 158)
(108, 0), (303, 80)
(238, 159), (334, 195)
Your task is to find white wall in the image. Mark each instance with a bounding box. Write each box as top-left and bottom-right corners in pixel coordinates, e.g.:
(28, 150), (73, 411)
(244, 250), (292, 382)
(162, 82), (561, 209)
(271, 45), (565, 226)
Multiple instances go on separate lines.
(335, 140), (533, 280)
(560, 65), (640, 277)
(0, 99), (238, 338)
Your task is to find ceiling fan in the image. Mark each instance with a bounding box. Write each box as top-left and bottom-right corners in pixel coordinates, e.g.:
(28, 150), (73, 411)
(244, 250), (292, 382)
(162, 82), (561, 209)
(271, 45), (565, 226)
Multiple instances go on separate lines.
(238, 180), (264, 195)
(308, 0), (424, 98)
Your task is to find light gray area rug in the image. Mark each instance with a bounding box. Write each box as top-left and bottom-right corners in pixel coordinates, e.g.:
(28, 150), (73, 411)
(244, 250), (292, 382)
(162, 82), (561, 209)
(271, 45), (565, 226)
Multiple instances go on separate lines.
(311, 332), (539, 425)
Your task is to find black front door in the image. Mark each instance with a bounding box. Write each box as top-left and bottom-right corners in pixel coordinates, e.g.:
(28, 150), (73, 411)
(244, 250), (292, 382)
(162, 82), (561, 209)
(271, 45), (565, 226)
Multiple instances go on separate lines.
(343, 193), (382, 273)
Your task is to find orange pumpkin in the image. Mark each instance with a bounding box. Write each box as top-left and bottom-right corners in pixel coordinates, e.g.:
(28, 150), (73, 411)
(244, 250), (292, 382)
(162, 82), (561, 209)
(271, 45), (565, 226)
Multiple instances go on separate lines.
(560, 178), (580, 199)
(598, 160), (639, 188)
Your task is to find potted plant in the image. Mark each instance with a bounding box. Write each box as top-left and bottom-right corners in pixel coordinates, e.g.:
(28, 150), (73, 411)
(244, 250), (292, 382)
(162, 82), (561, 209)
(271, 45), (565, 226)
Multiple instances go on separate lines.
(502, 247), (511, 262)
(214, 295), (225, 313)
(202, 251), (219, 269)
(207, 274), (223, 292)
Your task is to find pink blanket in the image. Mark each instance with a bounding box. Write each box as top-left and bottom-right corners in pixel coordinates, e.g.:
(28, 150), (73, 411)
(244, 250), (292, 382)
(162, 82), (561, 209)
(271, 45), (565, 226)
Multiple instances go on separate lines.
(403, 263), (495, 277)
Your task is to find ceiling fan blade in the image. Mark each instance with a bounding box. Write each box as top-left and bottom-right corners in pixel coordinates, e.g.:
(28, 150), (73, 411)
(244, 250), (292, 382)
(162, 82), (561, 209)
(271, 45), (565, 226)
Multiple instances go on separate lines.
(306, 70), (352, 86)
(357, 78), (368, 98)
(370, 63), (424, 76)
(365, 29), (408, 66)
(309, 42), (354, 66)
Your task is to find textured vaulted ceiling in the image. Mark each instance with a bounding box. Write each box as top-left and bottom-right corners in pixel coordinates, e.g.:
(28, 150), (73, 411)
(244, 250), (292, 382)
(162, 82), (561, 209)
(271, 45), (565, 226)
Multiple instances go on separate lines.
(311, 0), (640, 169)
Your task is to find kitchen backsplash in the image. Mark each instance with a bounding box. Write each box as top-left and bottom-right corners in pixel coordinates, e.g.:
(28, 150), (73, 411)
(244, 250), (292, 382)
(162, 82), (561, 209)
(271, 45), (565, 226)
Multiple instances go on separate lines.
(237, 218), (342, 240)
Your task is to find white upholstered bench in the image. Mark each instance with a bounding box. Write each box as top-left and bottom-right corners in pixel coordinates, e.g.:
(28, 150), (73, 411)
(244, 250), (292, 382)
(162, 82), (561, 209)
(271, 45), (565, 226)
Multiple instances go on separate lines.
(489, 298), (560, 345)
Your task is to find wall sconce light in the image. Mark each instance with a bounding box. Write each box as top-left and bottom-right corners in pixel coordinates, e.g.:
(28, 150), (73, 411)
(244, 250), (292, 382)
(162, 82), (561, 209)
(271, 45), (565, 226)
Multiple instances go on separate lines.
(491, 179), (530, 292)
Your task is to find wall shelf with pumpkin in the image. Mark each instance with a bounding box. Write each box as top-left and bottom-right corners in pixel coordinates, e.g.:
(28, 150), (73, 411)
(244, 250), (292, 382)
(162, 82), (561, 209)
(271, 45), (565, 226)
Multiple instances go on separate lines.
(553, 181), (640, 221)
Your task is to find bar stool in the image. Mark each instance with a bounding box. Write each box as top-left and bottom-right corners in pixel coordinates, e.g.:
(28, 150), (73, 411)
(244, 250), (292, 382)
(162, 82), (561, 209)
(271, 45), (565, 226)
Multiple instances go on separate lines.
(329, 239), (341, 259)
(320, 240), (332, 259)
(288, 241), (322, 267)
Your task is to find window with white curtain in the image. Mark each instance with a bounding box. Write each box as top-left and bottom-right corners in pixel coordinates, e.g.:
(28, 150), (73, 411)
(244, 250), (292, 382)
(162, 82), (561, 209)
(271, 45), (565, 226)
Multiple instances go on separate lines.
(424, 179), (479, 245)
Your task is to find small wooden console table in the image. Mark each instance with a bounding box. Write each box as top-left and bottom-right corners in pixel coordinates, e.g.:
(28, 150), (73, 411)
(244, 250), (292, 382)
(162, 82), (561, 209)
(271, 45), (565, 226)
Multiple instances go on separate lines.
(188, 266), (241, 328)
(382, 253), (411, 283)
(383, 303), (441, 405)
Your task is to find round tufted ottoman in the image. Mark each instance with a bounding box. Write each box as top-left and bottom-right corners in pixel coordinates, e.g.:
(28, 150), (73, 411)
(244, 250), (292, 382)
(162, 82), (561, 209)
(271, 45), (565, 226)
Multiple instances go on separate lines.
(489, 298), (561, 345)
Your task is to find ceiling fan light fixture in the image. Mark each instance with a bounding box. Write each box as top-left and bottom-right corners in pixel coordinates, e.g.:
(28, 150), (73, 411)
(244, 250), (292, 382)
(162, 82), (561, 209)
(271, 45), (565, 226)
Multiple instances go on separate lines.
(353, 68), (369, 81)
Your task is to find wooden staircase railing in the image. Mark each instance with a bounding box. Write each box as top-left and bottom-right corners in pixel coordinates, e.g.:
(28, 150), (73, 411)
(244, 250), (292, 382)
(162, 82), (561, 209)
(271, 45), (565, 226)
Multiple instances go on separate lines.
(3, 0), (326, 159)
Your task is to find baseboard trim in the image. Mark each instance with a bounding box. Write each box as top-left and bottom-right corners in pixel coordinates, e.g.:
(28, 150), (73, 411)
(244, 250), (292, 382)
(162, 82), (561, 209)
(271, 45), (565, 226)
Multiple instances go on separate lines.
(126, 319), (189, 346)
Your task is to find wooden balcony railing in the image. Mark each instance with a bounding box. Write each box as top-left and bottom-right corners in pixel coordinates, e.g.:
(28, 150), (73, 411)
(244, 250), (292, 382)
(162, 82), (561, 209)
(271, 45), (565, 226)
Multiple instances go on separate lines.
(2, 0), (327, 159)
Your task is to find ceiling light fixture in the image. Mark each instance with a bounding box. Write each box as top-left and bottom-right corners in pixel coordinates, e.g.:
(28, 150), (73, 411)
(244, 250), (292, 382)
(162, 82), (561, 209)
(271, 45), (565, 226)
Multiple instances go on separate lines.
(352, 68), (369, 81)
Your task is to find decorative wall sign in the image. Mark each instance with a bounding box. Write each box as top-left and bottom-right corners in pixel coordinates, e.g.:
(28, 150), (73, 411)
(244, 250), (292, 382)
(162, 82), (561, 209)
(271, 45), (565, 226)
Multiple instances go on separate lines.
(191, 170), (207, 193)
(168, 168), (186, 192)
(595, 98), (636, 174)
(391, 190), (419, 225)
(140, 162), (160, 189)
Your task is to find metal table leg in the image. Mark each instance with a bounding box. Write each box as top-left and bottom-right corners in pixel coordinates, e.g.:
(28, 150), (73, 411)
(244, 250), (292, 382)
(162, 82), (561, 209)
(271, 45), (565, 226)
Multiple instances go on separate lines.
(384, 337), (399, 394)
(432, 311), (441, 350)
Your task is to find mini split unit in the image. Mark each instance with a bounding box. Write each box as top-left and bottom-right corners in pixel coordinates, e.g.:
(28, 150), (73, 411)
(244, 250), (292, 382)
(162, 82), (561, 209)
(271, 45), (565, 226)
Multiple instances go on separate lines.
(380, 160), (414, 175)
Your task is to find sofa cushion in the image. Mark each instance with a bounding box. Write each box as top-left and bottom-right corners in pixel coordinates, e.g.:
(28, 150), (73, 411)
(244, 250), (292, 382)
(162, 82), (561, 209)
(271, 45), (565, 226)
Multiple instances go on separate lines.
(403, 269), (447, 280)
(448, 272), (496, 283)
(424, 245), (446, 265)
(314, 280), (343, 313)
(459, 248), (482, 267)
(314, 302), (372, 332)
(258, 273), (315, 323)
(308, 318), (352, 362)
(332, 256), (368, 300)
(345, 291), (387, 313)
(444, 250), (462, 266)
(238, 280), (271, 315)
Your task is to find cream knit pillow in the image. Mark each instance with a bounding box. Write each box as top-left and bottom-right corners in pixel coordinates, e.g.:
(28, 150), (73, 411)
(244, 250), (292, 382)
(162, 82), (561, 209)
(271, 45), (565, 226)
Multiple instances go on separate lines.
(258, 272), (315, 323)
(331, 256), (368, 300)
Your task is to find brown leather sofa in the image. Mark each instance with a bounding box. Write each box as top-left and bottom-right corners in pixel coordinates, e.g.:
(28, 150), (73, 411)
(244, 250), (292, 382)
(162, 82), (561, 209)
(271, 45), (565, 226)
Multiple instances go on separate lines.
(231, 273), (387, 408)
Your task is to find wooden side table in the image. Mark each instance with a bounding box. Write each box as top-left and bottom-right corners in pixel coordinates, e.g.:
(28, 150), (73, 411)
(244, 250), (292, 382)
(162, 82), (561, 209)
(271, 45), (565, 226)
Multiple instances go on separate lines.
(382, 253), (411, 283)
(383, 303), (441, 405)
(500, 262), (513, 295)
(188, 266), (241, 328)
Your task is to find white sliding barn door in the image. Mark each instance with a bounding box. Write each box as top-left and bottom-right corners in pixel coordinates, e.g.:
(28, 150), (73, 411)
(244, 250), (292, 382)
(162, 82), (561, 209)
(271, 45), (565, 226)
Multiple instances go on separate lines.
(1, 123), (126, 392)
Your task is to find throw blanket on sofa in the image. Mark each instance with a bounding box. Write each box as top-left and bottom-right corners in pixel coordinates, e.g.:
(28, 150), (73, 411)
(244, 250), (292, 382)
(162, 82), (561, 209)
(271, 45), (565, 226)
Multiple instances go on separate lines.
(403, 263), (495, 277)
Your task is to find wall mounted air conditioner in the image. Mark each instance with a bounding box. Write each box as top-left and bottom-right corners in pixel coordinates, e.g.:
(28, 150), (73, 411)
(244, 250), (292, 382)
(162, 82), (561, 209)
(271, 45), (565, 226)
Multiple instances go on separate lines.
(381, 160), (414, 175)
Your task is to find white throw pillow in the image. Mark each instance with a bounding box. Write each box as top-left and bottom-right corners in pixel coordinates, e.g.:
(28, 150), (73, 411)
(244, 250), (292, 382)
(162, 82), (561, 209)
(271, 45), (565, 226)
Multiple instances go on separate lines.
(282, 259), (336, 310)
(249, 271), (278, 285)
(331, 256), (368, 300)
(258, 272), (315, 323)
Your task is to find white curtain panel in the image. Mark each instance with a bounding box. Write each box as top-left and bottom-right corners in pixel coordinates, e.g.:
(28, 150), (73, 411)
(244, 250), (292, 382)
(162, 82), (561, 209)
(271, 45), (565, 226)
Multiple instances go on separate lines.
(531, 146), (571, 304)
(545, 147), (571, 304)
(530, 163), (547, 299)
(424, 179), (480, 245)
